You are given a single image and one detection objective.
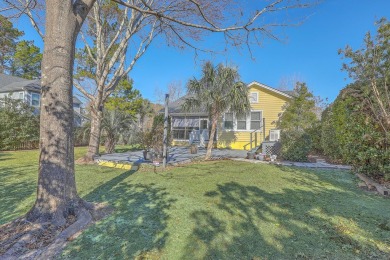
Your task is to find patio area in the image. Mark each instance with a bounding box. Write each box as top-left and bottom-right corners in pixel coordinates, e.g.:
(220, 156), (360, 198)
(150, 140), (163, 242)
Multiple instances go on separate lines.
(95, 146), (248, 166)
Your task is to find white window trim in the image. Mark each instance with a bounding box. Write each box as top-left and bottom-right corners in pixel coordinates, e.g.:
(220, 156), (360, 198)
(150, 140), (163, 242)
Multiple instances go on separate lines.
(222, 110), (263, 132)
(19, 92), (24, 100)
(236, 113), (248, 131)
(249, 110), (263, 131)
(249, 92), (259, 103)
(223, 112), (234, 131)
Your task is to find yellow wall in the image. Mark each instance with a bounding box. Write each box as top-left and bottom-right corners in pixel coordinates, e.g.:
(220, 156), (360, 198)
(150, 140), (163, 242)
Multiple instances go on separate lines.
(217, 83), (289, 150)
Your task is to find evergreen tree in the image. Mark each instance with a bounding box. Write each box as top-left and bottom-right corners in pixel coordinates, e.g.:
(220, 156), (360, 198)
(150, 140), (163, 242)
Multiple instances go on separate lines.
(278, 82), (318, 161)
(0, 15), (23, 73)
(278, 82), (317, 132)
(11, 40), (42, 79)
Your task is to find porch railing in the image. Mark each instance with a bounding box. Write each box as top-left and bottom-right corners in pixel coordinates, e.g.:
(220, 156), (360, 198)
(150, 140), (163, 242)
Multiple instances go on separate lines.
(245, 118), (266, 151)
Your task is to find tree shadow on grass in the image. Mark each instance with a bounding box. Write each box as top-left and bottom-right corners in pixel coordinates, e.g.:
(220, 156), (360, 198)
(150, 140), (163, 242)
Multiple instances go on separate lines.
(62, 169), (176, 259)
(0, 152), (12, 161)
(182, 174), (390, 259)
(0, 165), (37, 224)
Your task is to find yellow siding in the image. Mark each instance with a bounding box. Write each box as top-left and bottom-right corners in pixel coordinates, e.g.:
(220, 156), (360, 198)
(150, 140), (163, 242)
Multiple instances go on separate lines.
(217, 83), (289, 150)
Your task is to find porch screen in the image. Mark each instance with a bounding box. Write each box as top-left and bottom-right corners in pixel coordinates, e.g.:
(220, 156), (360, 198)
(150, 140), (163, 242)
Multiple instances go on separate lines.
(186, 117), (200, 127)
(172, 116), (201, 140)
(172, 117), (186, 127)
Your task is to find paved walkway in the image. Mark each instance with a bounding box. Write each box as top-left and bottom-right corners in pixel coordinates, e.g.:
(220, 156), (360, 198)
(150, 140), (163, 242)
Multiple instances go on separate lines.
(96, 147), (352, 170)
(231, 158), (352, 170)
(278, 161), (352, 170)
(95, 146), (247, 166)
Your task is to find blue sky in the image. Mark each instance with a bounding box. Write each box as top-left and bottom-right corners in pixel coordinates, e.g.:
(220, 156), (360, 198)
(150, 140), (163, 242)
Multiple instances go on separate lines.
(14, 0), (390, 103)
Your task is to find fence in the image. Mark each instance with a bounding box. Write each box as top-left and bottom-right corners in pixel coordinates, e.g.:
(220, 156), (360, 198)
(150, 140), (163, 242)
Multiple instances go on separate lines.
(0, 141), (39, 151)
(0, 140), (89, 151)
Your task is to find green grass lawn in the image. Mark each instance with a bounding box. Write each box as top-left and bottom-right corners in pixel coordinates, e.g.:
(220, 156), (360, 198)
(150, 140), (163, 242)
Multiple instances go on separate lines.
(1, 148), (389, 259)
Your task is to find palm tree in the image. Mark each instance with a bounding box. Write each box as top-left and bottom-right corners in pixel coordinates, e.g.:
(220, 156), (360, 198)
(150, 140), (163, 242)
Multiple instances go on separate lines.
(183, 62), (250, 159)
(101, 109), (135, 153)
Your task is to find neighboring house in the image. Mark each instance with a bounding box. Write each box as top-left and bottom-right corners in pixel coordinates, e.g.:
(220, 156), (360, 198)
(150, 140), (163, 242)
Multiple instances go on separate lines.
(0, 73), (88, 126)
(163, 81), (292, 150)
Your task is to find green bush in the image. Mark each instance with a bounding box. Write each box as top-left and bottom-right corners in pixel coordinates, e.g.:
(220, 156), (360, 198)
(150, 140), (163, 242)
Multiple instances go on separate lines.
(320, 86), (390, 180)
(320, 103), (345, 162)
(306, 121), (322, 155)
(0, 97), (39, 150)
(280, 130), (312, 162)
(277, 82), (318, 162)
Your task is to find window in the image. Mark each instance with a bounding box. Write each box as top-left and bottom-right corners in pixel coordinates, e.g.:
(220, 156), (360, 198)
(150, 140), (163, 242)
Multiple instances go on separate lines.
(171, 116), (208, 140)
(19, 92), (24, 100)
(250, 111), (262, 130)
(73, 103), (80, 108)
(200, 119), (208, 130)
(249, 92), (258, 103)
(224, 113), (233, 129)
(31, 93), (40, 107)
(236, 113), (247, 130)
(270, 129), (281, 141)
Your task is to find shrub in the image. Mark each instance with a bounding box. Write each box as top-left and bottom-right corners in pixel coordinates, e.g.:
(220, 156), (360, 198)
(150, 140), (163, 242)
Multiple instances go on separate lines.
(280, 130), (312, 162)
(149, 114), (171, 154)
(277, 82), (318, 161)
(0, 97), (39, 150)
(321, 86), (390, 180)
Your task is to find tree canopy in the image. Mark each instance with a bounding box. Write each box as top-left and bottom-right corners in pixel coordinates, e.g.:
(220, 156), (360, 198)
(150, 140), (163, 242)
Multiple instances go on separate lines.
(11, 40), (42, 79)
(277, 82), (318, 161)
(0, 15), (23, 74)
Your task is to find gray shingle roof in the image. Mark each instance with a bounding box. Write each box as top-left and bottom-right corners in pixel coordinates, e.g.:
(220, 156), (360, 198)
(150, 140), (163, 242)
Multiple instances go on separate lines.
(280, 90), (294, 96)
(0, 79), (40, 93)
(0, 73), (40, 93)
(0, 73), (83, 105)
(0, 73), (26, 88)
(160, 94), (207, 115)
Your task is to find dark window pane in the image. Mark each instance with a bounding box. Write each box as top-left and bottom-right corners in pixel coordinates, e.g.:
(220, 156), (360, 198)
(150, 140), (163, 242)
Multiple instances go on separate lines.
(32, 93), (40, 106)
(224, 121), (233, 129)
(237, 121), (246, 130)
(251, 112), (261, 120)
(200, 120), (208, 129)
(250, 121), (261, 130)
(236, 113), (246, 120)
(225, 113), (233, 121)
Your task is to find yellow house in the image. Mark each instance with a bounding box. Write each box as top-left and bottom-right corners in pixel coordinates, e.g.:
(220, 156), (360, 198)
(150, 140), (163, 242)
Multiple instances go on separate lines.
(168, 81), (292, 150)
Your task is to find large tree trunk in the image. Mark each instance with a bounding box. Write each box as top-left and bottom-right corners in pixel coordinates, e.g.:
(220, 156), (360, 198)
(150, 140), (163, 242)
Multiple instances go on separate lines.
(85, 108), (103, 161)
(27, 0), (95, 226)
(205, 113), (218, 160)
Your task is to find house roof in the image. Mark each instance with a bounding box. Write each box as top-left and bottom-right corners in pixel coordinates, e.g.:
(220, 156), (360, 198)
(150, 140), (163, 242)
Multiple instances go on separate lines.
(0, 73), (84, 105)
(0, 79), (41, 93)
(247, 81), (293, 98)
(163, 94), (208, 115)
(0, 73), (40, 93)
(159, 81), (293, 115)
(0, 73), (26, 88)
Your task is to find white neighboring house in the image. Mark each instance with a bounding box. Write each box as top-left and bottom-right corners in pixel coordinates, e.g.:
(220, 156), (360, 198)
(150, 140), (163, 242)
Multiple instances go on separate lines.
(0, 73), (88, 127)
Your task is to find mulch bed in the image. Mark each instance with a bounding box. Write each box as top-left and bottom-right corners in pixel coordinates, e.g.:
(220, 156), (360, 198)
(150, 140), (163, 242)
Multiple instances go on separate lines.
(0, 215), (76, 258)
